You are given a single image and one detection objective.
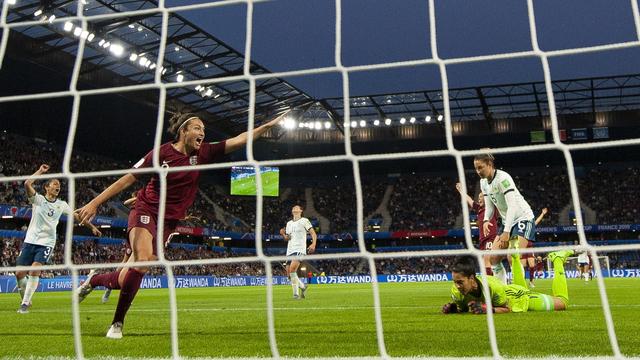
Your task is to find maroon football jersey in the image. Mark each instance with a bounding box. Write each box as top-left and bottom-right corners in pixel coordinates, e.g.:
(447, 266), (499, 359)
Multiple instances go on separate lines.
(132, 141), (226, 220)
(473, 201), (498, 243)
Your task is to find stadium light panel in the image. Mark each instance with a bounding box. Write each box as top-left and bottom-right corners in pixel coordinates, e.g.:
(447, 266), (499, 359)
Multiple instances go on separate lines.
(80, 30), (89, 40)
(33, 9), (43, 17)
(400, 117), (406, 124)
(73, 27), (82, 37)
(359, 120), (366, 127)
(63, 21), (73, 32)
(205, 88), (213, 97)
(437, 115), (443, 122)
(385, 118), (392, 125)
(102, 41), (110, 48)
(139, 57), (148, 66)
(410, 117), (416, 123)
(48, 14), (56, 23)
(314, 121), (322, 130)
(109, 44), (124, 57)
(195, 85), (202, 91)
(351, 121), (357, 128)
(213, 93), (221, 99)
(149, 63), (156, 70)
(205, 63), (210, 68)
(128, 24), (135, 29)
(373, 119), (380, 126)
(162, 68), (167, 75)
(98, 39), (105, 46)
(425, 115), (431, 123)
(87, 33), (95, 42)
(129, 53), (138, 61)
(324, 121), (331, 129)
(176, 74), (184, 82)
(7, 0), (16, 5)
(137, 26), (143, 32)
(298, 122), (305, 128)
(174, 46), (180, 52)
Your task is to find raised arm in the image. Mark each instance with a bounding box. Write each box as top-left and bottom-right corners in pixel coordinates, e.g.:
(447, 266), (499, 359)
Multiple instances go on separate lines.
(76, 173), (138, 224)
(24, 164), (49, 198)
(455, 182), (475, 209)
(279, 227), (290, 241)
(224, 112), (288, 154)
(535, 207), (548, 226)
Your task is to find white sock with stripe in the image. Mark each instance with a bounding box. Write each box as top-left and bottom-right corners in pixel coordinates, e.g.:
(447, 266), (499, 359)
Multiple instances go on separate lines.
(22, 276), (39, 305)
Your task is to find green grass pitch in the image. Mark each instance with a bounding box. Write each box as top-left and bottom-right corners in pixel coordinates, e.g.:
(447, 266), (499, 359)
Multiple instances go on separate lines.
(0, 278), (638, 358)
(231, 171), (279, 197)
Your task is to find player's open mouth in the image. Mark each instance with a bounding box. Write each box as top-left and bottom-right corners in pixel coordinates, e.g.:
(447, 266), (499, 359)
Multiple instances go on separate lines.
(195, 137), (203, 145)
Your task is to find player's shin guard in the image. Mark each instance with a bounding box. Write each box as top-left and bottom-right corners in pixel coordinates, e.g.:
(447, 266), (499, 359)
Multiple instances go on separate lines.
(492, 262), (507, 284)
(290, 272), (299, 296)
(112, 269), (144, 325)
(91, 271), (122, 290)
(16, 276), (27, 299)
(552, 258), (569, 307)
(22, 276), (39, 305)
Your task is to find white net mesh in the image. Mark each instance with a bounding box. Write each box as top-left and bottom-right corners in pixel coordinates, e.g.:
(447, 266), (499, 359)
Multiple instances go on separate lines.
(1, 0), (640, 358)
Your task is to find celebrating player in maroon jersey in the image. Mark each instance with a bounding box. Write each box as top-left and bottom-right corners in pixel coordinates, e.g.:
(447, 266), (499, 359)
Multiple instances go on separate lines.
(75, 111), (285, 338)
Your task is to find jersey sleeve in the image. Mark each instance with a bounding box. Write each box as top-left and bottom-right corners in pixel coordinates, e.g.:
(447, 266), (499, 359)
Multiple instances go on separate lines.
(29, 193), (44, 205)
(487, 277), (509, 307)
(304, 218), (313, 231)
(200, 141), (227, 164)
(60, 201), (73, 215)
(497, 172), (517, 195)
(132, 149), (154, 170)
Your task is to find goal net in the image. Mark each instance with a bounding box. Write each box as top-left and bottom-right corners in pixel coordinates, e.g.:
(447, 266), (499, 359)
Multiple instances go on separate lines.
(1, 0), (639, 359)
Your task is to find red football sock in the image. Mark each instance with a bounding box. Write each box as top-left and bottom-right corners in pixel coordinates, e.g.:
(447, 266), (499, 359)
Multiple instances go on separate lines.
(529, 266), (535, 282)
(90, 271), (122, 290)
(112, 269), (145, 325)
(485, 267), (493, 275)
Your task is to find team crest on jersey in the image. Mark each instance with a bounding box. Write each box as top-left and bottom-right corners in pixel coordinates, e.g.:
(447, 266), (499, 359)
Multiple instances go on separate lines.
(140, 215), (150, 224)
(501, 179), (511, 188)
(189, 156), (198, 165)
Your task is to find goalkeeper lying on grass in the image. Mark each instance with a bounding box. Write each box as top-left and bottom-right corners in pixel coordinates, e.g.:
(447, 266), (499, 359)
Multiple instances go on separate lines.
(443, 250), (573, 314)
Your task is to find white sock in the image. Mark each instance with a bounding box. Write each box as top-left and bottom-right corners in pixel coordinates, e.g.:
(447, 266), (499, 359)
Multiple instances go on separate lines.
(492, 263), (507, 284)
(16, 276), (27, 298)
(22, 276), (39, 305)
(290, 273), (299, 296)
(298, 277), (306, 290)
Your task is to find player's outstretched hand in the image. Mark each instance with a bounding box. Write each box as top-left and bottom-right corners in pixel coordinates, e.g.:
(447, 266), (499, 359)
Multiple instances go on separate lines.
(307, 244), (316, 254)
(468, 301), (489, 314)
(442, 302), (459, 314)
(76, 202), (98, 225)
(39, 164), (50, 173)
(541, 207), (549, 215)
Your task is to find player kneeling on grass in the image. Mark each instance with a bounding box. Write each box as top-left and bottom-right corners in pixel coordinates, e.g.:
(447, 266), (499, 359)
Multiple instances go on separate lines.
(442, 251), (573, 314)
(280, 205), (317, 299)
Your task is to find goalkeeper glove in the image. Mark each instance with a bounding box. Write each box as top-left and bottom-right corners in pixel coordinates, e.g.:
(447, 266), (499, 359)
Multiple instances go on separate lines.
(468, 301), (494, 314)
(441, 302), (459, 314)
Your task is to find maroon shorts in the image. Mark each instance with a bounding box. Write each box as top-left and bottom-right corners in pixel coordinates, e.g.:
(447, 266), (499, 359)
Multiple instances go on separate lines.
(127, 207), (178, 256)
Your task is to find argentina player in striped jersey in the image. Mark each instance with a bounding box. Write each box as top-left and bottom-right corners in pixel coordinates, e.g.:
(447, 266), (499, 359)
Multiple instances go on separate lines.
(474, 153), (535, 284)
(15, 164), (101, 313)
(280, 205), (317, 299)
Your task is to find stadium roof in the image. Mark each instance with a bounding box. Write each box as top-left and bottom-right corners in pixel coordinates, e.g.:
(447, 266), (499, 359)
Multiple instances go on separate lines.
(319, 73), (640, 130)
(6, 0), (315, 133)
(5, 1), (640, 136)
